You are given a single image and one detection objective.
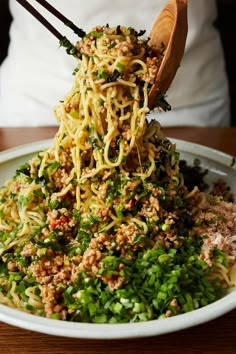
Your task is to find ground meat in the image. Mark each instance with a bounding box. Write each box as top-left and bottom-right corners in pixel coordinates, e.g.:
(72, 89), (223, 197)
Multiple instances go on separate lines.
(65, 101), (79, 113)
(121, 124), (132, 142)
(115, 223), (135, 245)
(28, 253), (72, 286)
(193, 195), (236, 264)
(124, 179), (140, 193)
(46, 208), (75, 232)
(7, 261), (18, 271)
(140, 57), (161, 84)
(114, 222), (146, 252)
(78, 238), (103, 274)
(94, 207), (111, 221)
(76, 36), (94, 56)
(139, 196), (160, 218)
(19, 242), (36, 257)
(115, 41), (134, 56)
(40, 284), (57, 317)
(53, 169), (70, 190)
(59, 149), (72, 168)
(7, 179), (27, 195)
(97, 183), (109, 203)
(40, 284), (66, 319)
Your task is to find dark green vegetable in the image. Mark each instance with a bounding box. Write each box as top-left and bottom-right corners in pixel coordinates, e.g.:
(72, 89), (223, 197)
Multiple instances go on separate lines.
(155, 93), (171, 112)
(16, 163), (31, 177)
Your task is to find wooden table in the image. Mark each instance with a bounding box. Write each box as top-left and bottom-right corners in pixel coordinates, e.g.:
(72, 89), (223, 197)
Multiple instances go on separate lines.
(0, 126), (235, 354)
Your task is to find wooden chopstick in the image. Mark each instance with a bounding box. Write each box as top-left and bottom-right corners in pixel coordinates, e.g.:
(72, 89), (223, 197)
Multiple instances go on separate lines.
(16, 0), (64, 41)
(35, 0), (86, 38)
(16, 0), (85, 40)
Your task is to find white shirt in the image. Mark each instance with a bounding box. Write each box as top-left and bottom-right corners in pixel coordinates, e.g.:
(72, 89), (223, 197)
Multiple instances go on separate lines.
(0, 0), (230, 127)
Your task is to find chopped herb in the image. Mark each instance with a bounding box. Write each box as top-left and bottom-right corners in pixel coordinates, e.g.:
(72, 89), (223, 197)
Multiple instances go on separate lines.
(116, 62), (125, 70)
(16, 163), (31, 177)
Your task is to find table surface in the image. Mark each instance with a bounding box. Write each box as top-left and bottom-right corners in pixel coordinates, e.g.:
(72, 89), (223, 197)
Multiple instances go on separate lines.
(0, 126), (235, 354)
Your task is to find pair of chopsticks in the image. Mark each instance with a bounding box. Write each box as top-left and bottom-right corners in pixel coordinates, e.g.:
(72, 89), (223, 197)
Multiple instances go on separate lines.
(16, 0), (85, 53)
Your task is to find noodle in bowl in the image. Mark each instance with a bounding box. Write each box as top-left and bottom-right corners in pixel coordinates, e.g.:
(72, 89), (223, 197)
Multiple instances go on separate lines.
(0, 138), (235, 338)
(0, 25), (235, 333)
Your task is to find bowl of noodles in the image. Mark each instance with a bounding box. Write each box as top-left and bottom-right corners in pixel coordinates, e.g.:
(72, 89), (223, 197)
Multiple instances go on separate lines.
(0, 25), (235, 338)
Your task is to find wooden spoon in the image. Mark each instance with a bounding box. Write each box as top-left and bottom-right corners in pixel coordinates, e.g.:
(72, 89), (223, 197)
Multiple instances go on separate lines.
(148, 0), (188, 110)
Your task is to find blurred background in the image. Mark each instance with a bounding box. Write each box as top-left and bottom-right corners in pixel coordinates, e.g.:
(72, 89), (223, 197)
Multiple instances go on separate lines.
(0, 0), (235, 126)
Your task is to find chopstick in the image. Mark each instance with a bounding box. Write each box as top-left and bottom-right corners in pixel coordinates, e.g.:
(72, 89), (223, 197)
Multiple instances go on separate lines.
(16, 0), (85, 41)
(35, 0), (86, 38)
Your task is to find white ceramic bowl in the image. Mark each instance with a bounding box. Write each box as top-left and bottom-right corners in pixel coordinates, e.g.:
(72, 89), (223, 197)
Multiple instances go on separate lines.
(0, 139), (235, 339)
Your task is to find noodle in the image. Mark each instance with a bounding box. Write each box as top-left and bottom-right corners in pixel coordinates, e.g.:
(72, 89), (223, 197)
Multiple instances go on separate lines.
(0, 25), (235, 322)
